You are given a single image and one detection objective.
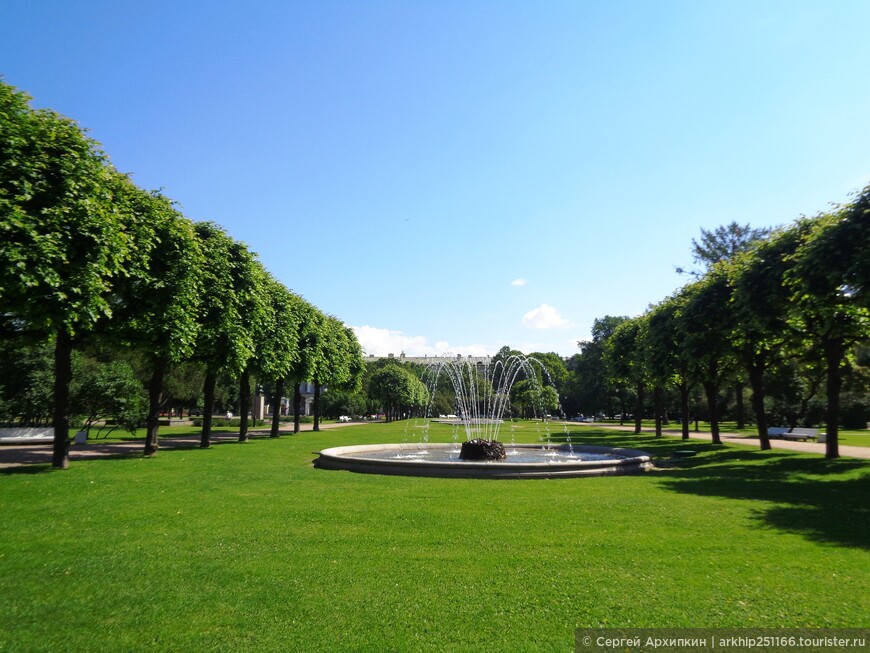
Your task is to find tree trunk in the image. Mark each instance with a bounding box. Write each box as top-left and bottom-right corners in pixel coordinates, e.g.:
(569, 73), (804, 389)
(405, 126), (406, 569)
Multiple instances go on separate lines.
(144, 355), (168, 456)
(679, 380), (690, 440)
(823, 337), (842, 459)
(704, 380), (721, 445)
(293, 383), (302, 433)
(634, 382), (644, 434)
(52, 327), (73, 469)
(653, 385), (663, 437)
(735, 381), (745, 430)
(270, 378), (284, 438)
(238, 367), (250, 442)
(619, 388), (627, 426)
(313, 382), (321, 431)
(201, 369), (216, 448)
(747, 362), (771, 450)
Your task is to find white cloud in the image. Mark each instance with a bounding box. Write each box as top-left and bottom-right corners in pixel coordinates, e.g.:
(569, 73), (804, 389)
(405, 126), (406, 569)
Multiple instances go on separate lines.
(510, 278), (528, 287)
(351, 325), (491, 357)
(521, 304), (569, 330)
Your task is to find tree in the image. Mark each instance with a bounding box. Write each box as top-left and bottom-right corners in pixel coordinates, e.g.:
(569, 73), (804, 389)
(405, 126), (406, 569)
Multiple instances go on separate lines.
(287, 300), (324, 433)
(509, 379), (558, 419)
(106, 178), (204, 455)
(571, 316), (627, 416)
(70, 354), (146, 437)
(308, 317), (365, 430)
(678, 221), (771, 275)
(604, 316), (647, 434)
(1, 81), (132, 468)
(295, 309), (329, 431)
(527, 352), (570, 409)
(786, 203), (870, 458)
(641, 298), (689, 439)
(676, 267), (736, 444)
(235, 260), (270, 442)
(0, 338), (54, 426)
(841, 185), (870, 310)
(369, 363), (429, 421)
(251, 278), (303, 438)
(191, 223), (258, 447)
(728, 225), (802, 450)
(162, 361), (204, 418)
(678, 220), (772, 423)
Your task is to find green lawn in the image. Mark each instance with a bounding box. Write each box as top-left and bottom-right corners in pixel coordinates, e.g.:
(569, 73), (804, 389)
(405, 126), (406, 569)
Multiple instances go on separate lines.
(1, 422), (868, 652)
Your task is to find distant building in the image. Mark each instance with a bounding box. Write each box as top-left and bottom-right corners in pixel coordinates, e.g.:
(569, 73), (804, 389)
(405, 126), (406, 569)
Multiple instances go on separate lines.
(368, 352), (493, 375)
(276, 382), (317, 417)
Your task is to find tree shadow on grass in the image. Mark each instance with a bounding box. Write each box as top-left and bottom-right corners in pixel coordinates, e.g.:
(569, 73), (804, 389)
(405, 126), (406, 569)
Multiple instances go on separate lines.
(551, 429), (870, 549)
(548, 429), (726, 458)
(657, 450), (869, 549)
(0, 431), (266, 473)
(0, 464), (53, 476)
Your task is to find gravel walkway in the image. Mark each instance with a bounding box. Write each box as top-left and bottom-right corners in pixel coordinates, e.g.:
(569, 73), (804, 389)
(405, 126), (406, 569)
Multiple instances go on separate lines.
(588, 423), (870, 459)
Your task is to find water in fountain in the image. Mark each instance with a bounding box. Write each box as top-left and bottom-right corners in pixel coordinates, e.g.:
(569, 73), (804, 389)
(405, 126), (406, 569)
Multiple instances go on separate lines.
(422, 353), (560, 459)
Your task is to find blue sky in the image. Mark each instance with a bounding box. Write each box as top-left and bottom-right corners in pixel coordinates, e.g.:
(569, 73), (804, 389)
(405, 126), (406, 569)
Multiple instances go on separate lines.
(3, 1), (869, 357)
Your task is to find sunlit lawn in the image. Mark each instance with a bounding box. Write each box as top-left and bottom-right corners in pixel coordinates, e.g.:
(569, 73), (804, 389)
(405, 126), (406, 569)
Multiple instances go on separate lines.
(1, 421), (868, 652)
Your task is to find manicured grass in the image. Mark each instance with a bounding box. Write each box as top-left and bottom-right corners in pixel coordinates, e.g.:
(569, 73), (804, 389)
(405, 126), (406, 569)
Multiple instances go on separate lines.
(1, 422), (868, 652)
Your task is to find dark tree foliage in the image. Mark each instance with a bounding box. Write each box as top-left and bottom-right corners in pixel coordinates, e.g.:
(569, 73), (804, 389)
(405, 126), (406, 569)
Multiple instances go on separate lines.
(676, 268), (737, 444)
(604, 317), (647, 433)
(0, 339), (54, 426)
(785, 197), (870, 458)
(677, 221), (771, 276)
(570, 316), (628, 417)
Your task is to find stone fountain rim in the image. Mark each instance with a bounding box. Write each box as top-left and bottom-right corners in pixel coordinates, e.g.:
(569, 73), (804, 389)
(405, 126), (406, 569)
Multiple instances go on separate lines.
(314, 442), (652, 479)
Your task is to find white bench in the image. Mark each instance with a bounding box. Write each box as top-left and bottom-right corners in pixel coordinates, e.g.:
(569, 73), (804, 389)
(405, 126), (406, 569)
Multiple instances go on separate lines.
(781, 427), (821, 442)
(0, 427), (55, 445)
(768, 427), (825, 443)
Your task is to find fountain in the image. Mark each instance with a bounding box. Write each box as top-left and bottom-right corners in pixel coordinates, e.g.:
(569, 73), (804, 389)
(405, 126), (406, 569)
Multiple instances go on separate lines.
(315, 354), (651, 479)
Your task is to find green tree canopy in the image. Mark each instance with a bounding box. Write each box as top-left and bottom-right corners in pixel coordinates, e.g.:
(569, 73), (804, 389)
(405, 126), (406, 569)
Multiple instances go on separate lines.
(105, 176), (204, 454)
(675, 266), (737, 443)
(369, 363), (429, 422)
(728, 224), (803, 449)
(603, 316), (647, 433)
(191, 222), (260, 446)
(1, 81), (134, 467)
(785, 206), (870, 457)
(70, 354), (147, 437)
(252, 277), (304, 437)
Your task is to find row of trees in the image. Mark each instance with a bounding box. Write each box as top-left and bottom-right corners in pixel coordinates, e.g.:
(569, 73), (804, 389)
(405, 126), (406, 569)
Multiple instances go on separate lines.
(596, 199), (869, 459)
(0, 80), (364, 468)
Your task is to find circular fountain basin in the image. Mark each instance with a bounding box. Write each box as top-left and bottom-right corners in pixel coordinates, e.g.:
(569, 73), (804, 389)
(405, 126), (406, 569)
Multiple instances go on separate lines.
(315, 443), (651, 479)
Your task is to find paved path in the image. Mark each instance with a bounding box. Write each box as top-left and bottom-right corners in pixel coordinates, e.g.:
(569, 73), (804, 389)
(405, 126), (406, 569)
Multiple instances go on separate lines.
(0, 421), (369, 470)
(585, 423), (870, 459)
